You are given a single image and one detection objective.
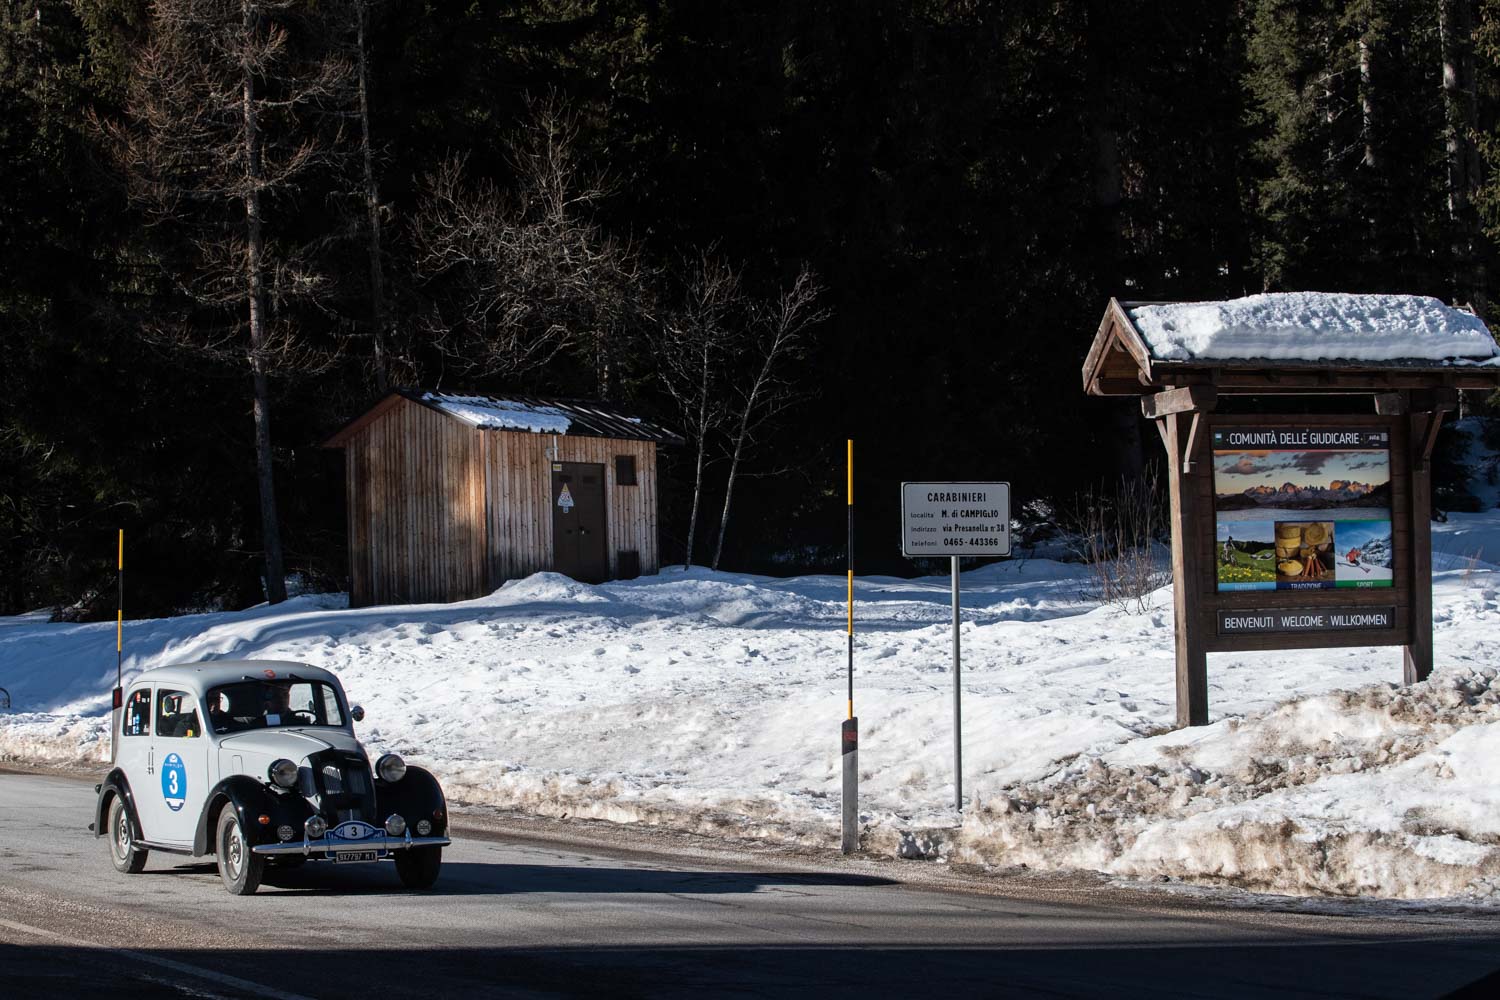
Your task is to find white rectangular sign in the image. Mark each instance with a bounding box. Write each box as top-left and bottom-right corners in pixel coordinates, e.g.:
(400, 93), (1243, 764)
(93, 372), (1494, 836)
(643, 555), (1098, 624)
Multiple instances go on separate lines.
(901, 482), (1011, 557)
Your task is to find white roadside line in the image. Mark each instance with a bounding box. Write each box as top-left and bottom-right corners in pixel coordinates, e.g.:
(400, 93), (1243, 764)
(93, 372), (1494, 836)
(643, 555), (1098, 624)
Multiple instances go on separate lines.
(0, 915), (315, 1000)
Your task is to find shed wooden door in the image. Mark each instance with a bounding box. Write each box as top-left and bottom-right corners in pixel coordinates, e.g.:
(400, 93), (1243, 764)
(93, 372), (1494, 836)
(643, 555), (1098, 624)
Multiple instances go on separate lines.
(551, 462), (608, 583)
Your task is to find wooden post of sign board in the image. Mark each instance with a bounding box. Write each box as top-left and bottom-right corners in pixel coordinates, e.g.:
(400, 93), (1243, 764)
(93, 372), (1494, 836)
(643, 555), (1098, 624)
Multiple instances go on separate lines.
(1165, 410), (1209, 727)
(1404, 410), (1436, 684)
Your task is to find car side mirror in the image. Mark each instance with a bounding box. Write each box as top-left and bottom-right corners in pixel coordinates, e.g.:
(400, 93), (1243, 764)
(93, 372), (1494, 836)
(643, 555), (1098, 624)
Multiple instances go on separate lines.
(350, 705), (365, 722)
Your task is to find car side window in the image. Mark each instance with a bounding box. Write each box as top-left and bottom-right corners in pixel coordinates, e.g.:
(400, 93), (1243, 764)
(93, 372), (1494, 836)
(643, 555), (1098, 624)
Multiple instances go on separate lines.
(318, 685), (343, 725)
(156, 688), (201, 739)
(122, 688), (151, 737)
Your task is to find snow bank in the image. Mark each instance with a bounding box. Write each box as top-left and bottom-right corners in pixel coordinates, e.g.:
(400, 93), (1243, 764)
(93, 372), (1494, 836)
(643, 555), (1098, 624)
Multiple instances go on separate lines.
(1129, 292), (1499, 363)
(942, 669), (1500, 900)
(4, 513), (1500, 903)
(422, 393), (572, 434)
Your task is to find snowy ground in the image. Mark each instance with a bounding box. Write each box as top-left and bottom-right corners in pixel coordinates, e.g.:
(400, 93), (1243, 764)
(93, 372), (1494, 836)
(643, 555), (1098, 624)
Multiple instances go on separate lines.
(3, 508), (1499, 904)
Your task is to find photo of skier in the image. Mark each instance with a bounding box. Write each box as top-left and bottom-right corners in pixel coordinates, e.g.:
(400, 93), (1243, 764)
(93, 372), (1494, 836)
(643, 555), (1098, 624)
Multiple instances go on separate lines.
(1333, 520), (1394, 587)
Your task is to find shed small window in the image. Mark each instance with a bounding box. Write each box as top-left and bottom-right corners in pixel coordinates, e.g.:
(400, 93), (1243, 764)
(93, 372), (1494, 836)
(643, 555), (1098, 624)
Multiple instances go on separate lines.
(615, 455), (638, 486)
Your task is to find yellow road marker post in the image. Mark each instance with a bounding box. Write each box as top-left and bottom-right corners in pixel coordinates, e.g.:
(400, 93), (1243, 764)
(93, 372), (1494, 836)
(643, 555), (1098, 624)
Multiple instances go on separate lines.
(841, 441), (859, 855)
(111, 530), (124, 764)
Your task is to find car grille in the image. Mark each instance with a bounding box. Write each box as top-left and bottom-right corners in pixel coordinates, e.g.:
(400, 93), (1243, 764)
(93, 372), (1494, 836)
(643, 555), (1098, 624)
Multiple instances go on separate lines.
(306, 750), (375, 824)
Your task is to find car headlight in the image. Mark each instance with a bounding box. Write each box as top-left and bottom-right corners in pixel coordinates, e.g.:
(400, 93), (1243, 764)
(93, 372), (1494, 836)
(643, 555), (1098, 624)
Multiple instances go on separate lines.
(376, 753), (406, 783)
(385, 814), (406, 836)
(268, 759), (299, 789)
(305, 815), (327, 840)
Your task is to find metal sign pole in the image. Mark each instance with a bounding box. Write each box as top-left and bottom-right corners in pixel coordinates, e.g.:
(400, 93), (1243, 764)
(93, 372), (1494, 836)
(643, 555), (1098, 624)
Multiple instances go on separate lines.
(841, 440), (859, 854)
(952, 555), (961, 812)
(899, 482), (1010, 813)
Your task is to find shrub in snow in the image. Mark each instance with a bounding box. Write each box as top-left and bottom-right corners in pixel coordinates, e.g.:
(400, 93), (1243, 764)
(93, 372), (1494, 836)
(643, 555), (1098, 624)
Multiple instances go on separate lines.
(1063, 471), (1170, 614)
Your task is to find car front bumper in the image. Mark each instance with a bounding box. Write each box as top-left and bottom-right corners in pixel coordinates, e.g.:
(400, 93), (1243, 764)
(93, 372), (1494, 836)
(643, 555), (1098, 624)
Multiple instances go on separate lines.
(251, 833), (451, 857)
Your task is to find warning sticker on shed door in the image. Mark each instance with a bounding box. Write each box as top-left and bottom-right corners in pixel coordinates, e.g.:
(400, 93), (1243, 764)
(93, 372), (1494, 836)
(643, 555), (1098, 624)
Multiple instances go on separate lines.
(557, 483), (574, 511)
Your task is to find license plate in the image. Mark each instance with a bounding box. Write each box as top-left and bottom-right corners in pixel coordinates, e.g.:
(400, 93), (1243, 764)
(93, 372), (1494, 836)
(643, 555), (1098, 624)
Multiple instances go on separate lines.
(333, 850), (378, 863)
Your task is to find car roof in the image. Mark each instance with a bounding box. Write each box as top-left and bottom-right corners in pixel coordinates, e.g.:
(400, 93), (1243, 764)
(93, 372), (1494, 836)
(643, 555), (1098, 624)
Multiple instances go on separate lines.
(130, 660), (341, 692)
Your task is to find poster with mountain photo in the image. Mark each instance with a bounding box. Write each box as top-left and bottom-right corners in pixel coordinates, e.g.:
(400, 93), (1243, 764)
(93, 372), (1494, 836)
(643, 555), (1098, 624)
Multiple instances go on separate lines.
(1211, 426), (1394, 593)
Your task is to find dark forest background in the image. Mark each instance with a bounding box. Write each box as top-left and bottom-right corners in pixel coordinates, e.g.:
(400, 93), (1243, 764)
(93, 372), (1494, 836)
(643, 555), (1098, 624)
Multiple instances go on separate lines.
(4, 0), (1500, 618)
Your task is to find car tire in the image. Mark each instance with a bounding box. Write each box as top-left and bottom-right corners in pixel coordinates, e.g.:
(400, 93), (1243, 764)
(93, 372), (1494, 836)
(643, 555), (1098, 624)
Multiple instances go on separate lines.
(394, 846), (441, 889)
(216, 808), (265, 896)
(107, 796), (148, 874)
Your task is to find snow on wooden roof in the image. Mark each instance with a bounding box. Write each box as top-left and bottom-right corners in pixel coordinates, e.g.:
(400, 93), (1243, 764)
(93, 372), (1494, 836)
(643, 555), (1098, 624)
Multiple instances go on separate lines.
(323, 389), (683, 447)
(1129, 293), (1498, 363)
(1083, 293), (1500, 397)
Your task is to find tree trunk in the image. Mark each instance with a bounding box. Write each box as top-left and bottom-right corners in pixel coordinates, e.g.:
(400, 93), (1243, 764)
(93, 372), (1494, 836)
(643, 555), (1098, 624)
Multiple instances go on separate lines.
(1086, 0), (1143, 481)
(5, 504), (21, 615)
(1358, 32), (1376, 170)
(243, 1), (286, 604)
(711, 408), (750, 571)
(682, 343), (708, 570)
(1440, 0), (1486, 315)
(356, 1), (389, 391)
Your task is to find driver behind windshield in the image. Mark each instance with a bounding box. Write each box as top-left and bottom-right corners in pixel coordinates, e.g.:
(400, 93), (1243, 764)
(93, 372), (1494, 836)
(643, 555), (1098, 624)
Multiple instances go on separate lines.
(262, 684), (292, 725)
(208, 680), (335, 733)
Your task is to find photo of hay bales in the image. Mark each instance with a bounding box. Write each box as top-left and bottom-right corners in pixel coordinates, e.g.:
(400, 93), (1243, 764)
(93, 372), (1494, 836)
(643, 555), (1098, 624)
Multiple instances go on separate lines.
(1274, 520), (1335, 587)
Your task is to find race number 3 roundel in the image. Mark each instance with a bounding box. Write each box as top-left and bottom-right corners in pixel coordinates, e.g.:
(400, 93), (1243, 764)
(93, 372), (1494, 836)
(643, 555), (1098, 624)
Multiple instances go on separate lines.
(161, 752), (187, 812)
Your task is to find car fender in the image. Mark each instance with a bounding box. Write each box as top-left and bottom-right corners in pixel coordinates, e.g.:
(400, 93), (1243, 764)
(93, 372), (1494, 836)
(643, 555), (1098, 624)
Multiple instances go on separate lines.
(93, 768), (142, 841)
(192, 775), (311, 856)
(374, 765), (448, 837)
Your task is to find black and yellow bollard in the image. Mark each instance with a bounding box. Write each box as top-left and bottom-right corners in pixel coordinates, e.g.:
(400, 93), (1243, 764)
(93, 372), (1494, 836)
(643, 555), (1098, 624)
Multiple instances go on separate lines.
(841, 441), (858, 855)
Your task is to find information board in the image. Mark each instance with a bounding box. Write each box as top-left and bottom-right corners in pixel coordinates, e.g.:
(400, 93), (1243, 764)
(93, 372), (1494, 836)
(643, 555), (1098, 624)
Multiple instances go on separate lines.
(1211, 425), (1393, 594)
(900, 482), (1011, 557)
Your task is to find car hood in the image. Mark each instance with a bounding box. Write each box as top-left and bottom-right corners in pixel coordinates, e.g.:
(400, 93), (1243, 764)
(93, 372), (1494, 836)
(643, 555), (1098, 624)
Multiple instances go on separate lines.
(216, 728), (362, 759)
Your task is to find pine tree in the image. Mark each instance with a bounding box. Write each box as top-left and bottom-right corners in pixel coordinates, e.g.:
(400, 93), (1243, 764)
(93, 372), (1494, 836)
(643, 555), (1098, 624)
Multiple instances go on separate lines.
(99, 0), (353, 604)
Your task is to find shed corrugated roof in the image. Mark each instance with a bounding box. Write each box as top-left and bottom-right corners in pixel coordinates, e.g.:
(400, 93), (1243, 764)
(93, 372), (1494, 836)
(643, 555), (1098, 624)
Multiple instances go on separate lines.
(322, 389), (683, 447)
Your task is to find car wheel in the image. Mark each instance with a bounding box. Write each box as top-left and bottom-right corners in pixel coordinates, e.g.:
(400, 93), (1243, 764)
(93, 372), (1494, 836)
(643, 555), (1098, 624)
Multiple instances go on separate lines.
(394, 846), (441, 889)
(107, 796), (148, 874)
(216, 808), (265, 896)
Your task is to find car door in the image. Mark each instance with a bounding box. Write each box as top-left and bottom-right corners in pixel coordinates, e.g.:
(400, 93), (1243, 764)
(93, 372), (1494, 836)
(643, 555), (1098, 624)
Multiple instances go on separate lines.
(117, 685), (156, 835)
(148, 687), (209, 847)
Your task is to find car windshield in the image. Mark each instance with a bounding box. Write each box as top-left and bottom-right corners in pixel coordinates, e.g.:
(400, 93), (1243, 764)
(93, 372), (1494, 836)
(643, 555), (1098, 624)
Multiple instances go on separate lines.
(206, 679), (346, 734)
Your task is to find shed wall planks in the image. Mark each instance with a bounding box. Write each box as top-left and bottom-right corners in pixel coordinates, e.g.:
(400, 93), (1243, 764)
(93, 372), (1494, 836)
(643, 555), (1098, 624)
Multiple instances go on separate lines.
(342, 397), (661, 606)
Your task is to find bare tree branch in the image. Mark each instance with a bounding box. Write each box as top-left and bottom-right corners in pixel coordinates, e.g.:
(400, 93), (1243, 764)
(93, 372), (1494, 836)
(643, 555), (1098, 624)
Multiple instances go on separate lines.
(409, 94), (650, 393)
(710, 264), (827, 570)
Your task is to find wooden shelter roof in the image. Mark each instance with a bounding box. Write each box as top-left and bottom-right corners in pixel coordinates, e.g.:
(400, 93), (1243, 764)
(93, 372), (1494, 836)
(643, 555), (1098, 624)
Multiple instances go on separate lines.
(1083, 297), (1500, 397)
(323, 389), (684, 448)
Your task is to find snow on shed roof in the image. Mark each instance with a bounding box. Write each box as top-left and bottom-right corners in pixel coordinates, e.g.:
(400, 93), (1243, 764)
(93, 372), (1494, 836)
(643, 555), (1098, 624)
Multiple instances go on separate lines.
(409, 391), (681, 443)
(323, 390), (683, 447)
(1127, 292), (1500, 364)
(420, 393), (573, 434)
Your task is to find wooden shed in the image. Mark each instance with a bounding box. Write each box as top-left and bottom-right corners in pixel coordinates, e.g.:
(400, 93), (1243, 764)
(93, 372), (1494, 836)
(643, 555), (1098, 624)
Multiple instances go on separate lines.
(323, 390), (682, 607)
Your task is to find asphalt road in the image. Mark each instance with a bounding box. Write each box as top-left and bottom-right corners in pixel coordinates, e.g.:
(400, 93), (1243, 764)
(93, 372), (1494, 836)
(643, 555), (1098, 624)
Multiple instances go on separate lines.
(2, 772), (1498, 999)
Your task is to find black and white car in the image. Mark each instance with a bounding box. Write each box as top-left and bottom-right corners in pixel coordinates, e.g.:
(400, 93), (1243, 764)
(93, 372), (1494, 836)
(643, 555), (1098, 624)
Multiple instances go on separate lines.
(93, 660), (449, 895)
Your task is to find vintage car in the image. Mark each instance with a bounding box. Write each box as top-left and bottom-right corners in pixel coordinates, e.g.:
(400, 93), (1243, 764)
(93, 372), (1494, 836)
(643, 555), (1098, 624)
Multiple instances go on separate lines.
(92, 659), (449, 895)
